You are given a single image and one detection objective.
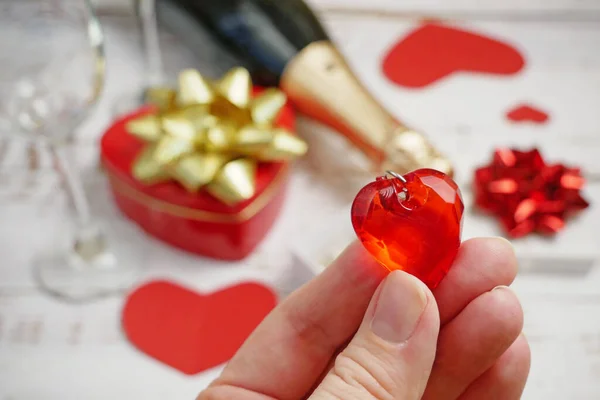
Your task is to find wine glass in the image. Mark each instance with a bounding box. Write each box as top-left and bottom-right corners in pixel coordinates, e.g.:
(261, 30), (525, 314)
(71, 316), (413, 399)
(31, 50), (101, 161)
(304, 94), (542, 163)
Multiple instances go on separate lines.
(112, 0), (165, 116)
(0, 0), (139, 301)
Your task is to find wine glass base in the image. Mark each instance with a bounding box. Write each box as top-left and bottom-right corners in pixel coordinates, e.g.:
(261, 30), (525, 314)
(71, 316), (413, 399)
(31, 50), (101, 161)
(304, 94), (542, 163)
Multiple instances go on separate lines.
(34, 247), (140, 302)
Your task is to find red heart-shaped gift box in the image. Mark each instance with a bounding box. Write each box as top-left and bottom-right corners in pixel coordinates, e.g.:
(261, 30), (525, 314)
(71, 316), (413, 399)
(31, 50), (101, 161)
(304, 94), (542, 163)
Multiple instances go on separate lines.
(100, 90), (295, 260)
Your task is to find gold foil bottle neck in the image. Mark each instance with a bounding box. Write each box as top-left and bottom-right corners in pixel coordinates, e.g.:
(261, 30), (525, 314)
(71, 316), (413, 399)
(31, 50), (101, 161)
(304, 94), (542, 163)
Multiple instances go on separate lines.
(280, 40), (453, 177)
(383, 128), (454, 176)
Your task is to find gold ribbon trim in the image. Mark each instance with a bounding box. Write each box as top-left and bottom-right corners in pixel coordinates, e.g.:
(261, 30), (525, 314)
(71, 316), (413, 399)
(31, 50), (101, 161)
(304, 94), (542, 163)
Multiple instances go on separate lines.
(103, 158), (288, 224)
(125, 67), (307, 205)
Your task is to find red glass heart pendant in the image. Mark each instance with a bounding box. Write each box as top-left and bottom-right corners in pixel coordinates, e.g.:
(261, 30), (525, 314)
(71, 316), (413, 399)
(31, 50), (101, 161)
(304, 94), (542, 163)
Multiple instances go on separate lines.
(351, 169), (464, 288)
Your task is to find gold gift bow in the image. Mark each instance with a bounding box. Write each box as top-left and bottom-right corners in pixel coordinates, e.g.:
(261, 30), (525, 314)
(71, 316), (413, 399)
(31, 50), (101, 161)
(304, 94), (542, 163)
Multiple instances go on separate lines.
(125, 67), (307, 205)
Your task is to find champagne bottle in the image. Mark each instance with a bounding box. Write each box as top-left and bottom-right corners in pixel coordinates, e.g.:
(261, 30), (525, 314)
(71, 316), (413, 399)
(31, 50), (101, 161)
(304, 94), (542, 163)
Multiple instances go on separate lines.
(155, 0), (453, 177)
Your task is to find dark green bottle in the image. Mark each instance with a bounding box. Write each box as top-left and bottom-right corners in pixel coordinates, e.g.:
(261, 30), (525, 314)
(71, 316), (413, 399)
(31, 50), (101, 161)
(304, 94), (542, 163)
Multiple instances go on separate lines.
(156, 0), (328, 86)
(156, 0), (454, 177)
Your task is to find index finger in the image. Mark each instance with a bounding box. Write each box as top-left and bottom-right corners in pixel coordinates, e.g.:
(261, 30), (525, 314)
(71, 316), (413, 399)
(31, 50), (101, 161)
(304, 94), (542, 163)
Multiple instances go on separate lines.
(203, 237), (516, 400)
(208, 241), (386, 399)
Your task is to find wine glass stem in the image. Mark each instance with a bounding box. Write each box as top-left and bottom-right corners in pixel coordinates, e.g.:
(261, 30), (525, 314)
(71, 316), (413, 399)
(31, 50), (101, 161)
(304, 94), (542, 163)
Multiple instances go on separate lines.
(138, 0), (163, 86)
(52, 144), (93, 233)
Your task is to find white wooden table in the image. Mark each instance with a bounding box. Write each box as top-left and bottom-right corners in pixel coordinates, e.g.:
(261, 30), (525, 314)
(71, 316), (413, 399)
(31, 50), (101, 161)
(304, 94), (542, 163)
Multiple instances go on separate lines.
(1, 1), (600, 399)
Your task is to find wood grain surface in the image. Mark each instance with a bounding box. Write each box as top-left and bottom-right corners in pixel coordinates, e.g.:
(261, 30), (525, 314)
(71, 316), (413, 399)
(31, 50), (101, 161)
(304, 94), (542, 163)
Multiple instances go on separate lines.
(1, 2), (599, 399)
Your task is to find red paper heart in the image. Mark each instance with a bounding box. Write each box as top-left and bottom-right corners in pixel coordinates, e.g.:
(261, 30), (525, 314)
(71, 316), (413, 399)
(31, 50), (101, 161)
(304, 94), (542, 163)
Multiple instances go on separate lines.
(383, 23), (525, 88)
(122, 280), (277, 375)
(506, 104), (549, 124)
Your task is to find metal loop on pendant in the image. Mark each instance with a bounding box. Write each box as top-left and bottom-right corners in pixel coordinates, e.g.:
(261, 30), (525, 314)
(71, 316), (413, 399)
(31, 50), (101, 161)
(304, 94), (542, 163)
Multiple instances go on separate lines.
(385, 170), (407, 183)
(385, 170), (409, 201)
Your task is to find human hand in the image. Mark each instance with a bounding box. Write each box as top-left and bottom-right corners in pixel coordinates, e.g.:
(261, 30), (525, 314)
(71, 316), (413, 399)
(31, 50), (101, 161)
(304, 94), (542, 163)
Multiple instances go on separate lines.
(197, 238), (530, 399)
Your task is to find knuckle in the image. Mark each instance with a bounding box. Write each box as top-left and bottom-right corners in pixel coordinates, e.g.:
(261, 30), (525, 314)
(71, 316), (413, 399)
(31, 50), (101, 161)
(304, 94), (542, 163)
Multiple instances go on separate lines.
(329, 345), (398, 400)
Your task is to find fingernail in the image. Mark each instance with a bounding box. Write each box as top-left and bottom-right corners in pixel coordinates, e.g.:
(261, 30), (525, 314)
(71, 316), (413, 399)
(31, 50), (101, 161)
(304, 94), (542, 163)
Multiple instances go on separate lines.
(492, 236), (513, 245)
(492, 285), (510, 292)
(490, 236), (516, 254)
(371, 271), (427, 343)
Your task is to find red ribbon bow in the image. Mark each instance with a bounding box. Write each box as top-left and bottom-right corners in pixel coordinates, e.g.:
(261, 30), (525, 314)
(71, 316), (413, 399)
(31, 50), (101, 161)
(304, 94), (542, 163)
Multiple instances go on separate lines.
(474, 148), (589, 238)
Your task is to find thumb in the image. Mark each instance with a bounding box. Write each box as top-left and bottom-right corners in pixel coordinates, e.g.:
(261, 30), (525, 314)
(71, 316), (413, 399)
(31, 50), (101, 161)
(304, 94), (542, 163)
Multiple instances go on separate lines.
(310, 270), (440, 400)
